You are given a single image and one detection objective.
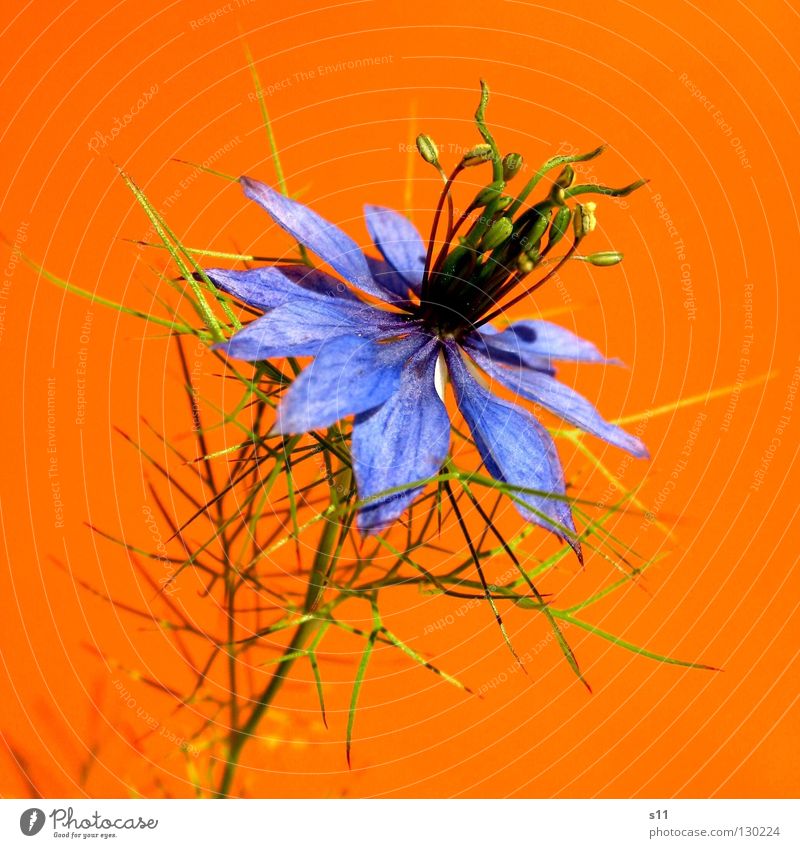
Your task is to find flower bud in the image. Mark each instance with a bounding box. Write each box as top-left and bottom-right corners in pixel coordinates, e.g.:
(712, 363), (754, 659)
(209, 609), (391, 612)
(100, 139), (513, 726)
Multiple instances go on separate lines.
(573, 201), (597, 239)
(584, 251), (623, 266)
(523, 208), (552, 246)
(502, 153), (523, 181)
(415, 134), (439, 166)
(554, 164), (575, 189)
(481, 217), (514, 251)
(517, 245), (540, 274)
(461, 143), (494, 167)
(474, 180), (505, 207)
(548, 205), (572, 248)
(516, 254), (535, 274)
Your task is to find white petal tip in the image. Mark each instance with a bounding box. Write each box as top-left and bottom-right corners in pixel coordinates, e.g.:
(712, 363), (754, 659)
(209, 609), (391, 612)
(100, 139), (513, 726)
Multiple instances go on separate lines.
(434, 349), (448, 402)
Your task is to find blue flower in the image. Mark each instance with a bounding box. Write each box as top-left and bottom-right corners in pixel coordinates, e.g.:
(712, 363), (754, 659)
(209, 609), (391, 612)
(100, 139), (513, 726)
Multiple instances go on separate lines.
(205, 176), (647, 558)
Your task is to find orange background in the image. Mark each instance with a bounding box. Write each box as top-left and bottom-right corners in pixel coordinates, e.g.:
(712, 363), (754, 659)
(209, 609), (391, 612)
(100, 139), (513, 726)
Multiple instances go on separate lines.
(1, 0), (798, 798)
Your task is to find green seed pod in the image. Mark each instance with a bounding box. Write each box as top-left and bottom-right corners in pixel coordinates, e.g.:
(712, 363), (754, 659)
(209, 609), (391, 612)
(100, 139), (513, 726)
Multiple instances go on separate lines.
(502, 153), (524, 181)
(481, 217), (514, 251)
(461, 143), (494, 167)
(548, 205), (572, 248)
(523, 208), (552, 246)
(415, 133), (439, 166)
(584, 251), (624, 266)
(573, 201), (597, 239)
(473, 180), (505, 207)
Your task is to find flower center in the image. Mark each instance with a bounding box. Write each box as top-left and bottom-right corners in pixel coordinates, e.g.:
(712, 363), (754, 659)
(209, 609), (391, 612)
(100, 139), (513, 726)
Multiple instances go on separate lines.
(413, 161), (573, 338)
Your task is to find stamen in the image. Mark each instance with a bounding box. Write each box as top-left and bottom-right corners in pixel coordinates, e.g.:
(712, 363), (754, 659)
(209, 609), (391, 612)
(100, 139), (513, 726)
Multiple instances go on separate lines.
(420, 161), (464, 297)
(474, 235), (583, 329)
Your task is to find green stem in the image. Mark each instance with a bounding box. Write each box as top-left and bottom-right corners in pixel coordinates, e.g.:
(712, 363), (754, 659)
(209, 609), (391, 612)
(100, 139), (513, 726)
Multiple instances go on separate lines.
(214, 507), (340, 797)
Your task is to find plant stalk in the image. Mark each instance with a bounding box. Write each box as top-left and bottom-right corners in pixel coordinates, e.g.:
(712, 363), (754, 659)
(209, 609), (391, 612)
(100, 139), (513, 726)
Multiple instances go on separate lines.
(214, 506), (340, 797)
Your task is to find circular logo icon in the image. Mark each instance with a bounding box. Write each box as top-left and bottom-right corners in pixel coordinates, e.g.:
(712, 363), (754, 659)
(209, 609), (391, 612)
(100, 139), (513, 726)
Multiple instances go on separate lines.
(19, 808), (46, 836)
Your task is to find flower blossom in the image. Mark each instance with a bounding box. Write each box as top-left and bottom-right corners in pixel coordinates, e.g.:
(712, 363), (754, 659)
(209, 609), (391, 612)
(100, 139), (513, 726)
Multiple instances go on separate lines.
(206, 167), (647, 561)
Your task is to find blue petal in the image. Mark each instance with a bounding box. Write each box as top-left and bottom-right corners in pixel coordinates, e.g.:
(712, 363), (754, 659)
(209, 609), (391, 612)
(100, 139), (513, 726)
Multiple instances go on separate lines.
(445, 342), (581, 560)
(470, 320), (621, 368)
(274, 333), (426, 434)
(366, 257), (414, 304)
(466, 345), (648, 458)
(364, 204), (426, 292)
(215, 293), (406, 361)
(240, 177), (394, 303)
(463, 330), (554, 374)
(352, 341), (449, 535)
(206, 265), (358, 311)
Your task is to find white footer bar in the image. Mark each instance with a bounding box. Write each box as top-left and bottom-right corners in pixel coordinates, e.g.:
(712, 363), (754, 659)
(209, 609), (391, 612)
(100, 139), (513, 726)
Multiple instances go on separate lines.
(1, 798), (797, 847)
